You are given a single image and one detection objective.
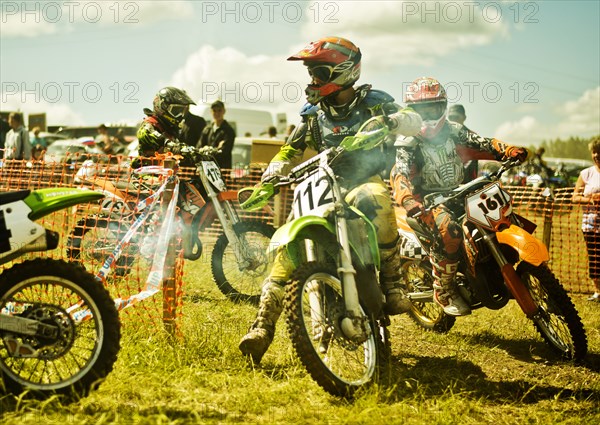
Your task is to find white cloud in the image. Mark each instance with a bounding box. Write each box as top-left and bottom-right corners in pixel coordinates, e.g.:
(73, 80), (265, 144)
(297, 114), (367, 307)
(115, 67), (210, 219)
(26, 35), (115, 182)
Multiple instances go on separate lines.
(0, 1), (194, 38)
(300, 0), (508, 68)
(170, 45), (307, 123)
(494, 87), (600, 144)
(0, 94), (86, 126)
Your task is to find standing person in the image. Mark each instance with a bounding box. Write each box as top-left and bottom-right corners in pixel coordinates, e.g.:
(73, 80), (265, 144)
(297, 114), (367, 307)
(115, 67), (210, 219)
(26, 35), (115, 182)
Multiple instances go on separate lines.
(392, 77), (528, 316)
(448, 104), (479, 182)
(197, 100), (236, 169)
(0, 117), (11, 158)
(284, 124), (296, 142)
(572, 136), (600, 302)
(4, 112), (32, 160)
(267, 126), (278, 139)
(30, 127), (48, 160)
(238, 36), (422, 364)
(136, 87), (196, 163)
(96, 124), (114, 155)
(181, 110), (206, 147)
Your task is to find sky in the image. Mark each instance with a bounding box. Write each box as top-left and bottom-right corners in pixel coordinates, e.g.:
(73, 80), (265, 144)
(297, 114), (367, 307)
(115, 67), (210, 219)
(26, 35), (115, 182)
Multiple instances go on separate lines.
(1, 0), (599, 146)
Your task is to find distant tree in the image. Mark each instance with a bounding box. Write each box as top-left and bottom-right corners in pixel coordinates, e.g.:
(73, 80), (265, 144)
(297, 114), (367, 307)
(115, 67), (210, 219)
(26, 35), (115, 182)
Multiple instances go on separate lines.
(530, 135), (598, 160)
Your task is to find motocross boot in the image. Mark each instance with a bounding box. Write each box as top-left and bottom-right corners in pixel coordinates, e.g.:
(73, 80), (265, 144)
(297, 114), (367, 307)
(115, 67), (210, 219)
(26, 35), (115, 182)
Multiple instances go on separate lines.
(380, 243), (412, 315)
(431, 258), (471, 316)
(239, 278), (285, 364)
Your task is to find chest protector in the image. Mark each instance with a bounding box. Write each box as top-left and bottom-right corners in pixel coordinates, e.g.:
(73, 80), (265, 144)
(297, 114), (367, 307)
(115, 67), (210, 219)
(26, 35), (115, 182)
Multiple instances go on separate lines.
(419, 137), (464, 191)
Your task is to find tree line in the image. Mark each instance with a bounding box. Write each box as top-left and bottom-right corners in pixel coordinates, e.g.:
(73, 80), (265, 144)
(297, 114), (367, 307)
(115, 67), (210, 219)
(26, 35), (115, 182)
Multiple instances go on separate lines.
(529, 134), (599, 160)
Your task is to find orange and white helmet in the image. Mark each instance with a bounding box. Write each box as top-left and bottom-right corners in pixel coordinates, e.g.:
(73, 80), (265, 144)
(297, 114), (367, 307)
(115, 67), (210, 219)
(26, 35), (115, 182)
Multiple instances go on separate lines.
(405, 77), (448, 138)
(288, 36), (362, 105)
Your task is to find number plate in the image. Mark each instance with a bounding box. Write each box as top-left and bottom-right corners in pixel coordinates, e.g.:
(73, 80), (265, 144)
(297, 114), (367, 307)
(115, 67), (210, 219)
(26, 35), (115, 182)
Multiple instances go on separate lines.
(201, 161), (226, 192)
(292, 172), (334, 217)
(465, 183), (512, 229)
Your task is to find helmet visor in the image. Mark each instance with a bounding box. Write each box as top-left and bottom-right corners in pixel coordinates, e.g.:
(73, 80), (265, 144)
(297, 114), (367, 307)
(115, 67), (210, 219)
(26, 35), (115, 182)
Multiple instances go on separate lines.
(167, 104), (189, 119)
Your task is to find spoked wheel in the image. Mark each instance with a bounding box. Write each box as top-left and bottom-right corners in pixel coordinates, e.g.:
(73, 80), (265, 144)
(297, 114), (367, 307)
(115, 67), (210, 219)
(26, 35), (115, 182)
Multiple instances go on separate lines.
(0, 259), (120, 398)
(211, 221), (275, 305)
(285, 262), (390, 397)
(67, 215), (138, 277)
(517, 262), (587, 361)
(403, 261), (456, 333)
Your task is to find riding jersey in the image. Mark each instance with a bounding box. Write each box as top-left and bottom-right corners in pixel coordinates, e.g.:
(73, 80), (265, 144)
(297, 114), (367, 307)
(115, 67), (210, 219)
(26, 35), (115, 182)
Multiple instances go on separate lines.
(392, 121), (511, 206)
(263, 84), (421, 184)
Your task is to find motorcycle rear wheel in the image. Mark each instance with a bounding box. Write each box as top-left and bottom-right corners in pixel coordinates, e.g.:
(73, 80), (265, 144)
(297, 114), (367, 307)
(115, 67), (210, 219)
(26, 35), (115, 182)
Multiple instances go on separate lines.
(0, 259), (120, 399)
(285, 262), (391, 397)
(517, 262), (587, 361)
(403, 261), (456, 333)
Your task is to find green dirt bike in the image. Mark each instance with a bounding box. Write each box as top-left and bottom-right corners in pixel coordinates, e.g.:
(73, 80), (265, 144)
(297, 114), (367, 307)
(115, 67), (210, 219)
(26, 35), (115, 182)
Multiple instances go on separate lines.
(0, 188), (121, 398)
(239, 119), (394, 397)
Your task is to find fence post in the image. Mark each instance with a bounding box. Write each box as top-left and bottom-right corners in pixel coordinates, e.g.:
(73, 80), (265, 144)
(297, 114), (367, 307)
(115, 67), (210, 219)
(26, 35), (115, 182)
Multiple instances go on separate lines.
(542, 191), (554, 250)
(161, 158), (181, 338)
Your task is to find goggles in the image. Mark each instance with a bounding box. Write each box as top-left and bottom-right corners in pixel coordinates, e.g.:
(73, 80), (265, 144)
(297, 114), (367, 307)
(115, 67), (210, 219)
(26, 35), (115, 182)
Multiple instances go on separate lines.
(411, 102), (446, 121)
(307, 64), (337, 84)
(166, 103), (189, 118)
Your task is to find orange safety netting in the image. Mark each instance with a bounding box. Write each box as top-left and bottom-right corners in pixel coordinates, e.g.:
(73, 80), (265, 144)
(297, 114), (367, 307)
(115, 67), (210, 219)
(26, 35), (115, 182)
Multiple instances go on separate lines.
(0, 156), (595, 334)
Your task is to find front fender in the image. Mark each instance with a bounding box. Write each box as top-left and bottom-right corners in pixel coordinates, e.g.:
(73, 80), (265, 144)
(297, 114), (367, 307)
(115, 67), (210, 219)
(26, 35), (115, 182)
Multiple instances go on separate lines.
(267, 215), (335, 257)
(497, 224), (549, 266)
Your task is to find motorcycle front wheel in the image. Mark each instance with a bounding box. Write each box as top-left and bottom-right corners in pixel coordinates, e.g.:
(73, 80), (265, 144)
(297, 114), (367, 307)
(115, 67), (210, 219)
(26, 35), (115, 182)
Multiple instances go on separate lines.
(285, 262), (391, 397)
(517, 262), (587, 361)
(211, 220), (275, 305)
(66, 215), (138, 277)
(403, 261), (456, 333)
(0, 259), (120, 398)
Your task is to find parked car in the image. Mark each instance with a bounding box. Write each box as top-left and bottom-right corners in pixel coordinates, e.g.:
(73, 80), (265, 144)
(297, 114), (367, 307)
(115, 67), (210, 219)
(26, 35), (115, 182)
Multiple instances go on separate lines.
(42, 139), (104, 166)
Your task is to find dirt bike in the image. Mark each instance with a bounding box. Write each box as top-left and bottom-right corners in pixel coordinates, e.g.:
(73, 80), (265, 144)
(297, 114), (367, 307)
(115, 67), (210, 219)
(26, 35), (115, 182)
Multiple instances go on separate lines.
(239, 120), (395, 397)
(67, 144), (275, 304)
(0, 188), (121, 398)
(404, 158), (587, 361)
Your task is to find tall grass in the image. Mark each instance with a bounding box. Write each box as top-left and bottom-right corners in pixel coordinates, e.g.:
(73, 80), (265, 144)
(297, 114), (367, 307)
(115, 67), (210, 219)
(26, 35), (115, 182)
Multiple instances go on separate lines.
(2, 260), (599, 425)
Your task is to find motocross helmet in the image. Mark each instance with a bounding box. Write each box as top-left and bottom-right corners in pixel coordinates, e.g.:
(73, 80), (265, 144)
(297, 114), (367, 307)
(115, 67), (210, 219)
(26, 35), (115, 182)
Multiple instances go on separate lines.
(152, 87), (196, 128)
(405, 77), (448, 139)
(288, 36), (362, 105)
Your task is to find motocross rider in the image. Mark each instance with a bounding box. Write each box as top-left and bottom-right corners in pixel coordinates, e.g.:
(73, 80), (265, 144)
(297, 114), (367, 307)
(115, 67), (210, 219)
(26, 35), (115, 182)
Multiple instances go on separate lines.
(239, 36), (423, 364)
(392, 77), (528, 316)
(136, 86), (196, 165)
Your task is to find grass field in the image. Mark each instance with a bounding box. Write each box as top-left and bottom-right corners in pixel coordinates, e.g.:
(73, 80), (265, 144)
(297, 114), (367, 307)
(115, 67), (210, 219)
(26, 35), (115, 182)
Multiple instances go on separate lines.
(1, 258), (599, 425)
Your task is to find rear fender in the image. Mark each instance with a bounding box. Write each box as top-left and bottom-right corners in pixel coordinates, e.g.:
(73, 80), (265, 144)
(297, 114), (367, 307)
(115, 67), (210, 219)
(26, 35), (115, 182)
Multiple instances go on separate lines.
(496, 224), (549, 266)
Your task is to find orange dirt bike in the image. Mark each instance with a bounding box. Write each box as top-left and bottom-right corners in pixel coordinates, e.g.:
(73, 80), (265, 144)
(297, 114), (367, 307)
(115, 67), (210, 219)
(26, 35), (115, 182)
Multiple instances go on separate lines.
(0, 188), (120, 398)
(399, 158), (587, 361)
(66, 144), (274, 304)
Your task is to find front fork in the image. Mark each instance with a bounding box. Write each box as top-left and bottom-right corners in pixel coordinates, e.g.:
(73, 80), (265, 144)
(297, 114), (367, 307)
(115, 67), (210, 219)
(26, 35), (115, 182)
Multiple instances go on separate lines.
(479, 226), (539, 317)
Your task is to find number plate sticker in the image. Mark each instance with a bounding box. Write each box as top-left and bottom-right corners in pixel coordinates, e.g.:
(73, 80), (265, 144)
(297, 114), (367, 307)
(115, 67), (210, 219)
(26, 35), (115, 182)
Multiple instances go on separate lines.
(465, 183), (512, 229)
(201, 161), (226, 192)
(292, 172), (334, 217)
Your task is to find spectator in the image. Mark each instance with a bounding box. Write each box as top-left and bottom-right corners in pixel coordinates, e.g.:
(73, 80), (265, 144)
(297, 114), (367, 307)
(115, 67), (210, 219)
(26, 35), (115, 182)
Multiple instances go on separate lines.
(0, 116), (10, 158)
(267, 126), (278, 138)
(181, 110), (206, 147)
(448, 104), (479, 182)
(285, 124), (296, 138)
(448, 104), (466, 124)
(197, 100), (236, 169)
(4, 112), (32, 160)
(572, 136), (600, 302)
(30, 126), (48, 160)
(96, 124), (114, 155)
